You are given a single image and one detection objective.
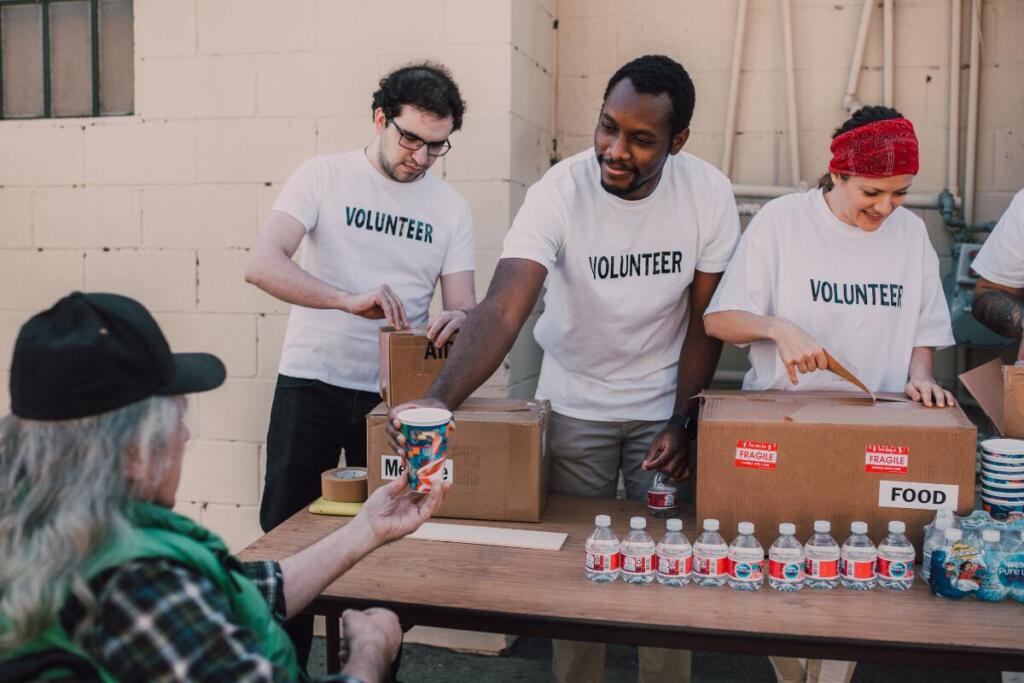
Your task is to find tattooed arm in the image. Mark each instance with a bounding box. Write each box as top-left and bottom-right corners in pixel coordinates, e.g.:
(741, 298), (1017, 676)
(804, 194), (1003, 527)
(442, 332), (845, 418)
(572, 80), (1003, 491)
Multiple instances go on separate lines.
(973, 278), (1024, 360)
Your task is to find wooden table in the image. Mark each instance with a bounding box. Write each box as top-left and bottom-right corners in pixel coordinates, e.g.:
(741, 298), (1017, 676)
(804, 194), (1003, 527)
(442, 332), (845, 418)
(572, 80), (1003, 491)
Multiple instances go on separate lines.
(239, 496), (1024, 673)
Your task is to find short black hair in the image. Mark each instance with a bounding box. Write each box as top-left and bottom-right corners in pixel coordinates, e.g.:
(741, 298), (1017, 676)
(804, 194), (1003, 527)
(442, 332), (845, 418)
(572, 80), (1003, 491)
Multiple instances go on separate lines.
(371, 62), (466, 131)
(818, 105), (905, 190)
(603, 55), (696, 136)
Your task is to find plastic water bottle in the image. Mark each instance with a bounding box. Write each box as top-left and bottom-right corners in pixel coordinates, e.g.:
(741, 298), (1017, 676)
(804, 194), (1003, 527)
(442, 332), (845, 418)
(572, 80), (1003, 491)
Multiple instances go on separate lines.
(693, 518), (728, 587)
(727, 522), (764, 591)
(584, 515), (620, 583)
(876, 520), (915, 590)
(840, 521), (877, 590)
(646, 472), (678, 518)
(768, 522), (804, 591)
(1008, 531), (1024, 604)
(656, 518), (692, 587)
(803, 520), (840, 590)
(921, 514), (954, 582)
(976, 529), (1008, 602)
(620, 516), (656, 585)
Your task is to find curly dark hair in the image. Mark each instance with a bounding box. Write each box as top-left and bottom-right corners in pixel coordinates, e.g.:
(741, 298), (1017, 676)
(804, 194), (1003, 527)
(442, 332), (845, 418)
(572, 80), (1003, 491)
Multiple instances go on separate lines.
(818, 105), (904, 190)
(603, 55), (696, 137)
(371, 62), (466, 131)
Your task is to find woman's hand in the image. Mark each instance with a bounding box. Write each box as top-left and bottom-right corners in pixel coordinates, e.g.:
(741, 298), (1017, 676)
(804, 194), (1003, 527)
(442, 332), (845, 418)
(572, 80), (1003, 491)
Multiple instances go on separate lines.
(769, 319), (828, 385)
(426, 309), (468, 347)
(906, 378), (955, 407)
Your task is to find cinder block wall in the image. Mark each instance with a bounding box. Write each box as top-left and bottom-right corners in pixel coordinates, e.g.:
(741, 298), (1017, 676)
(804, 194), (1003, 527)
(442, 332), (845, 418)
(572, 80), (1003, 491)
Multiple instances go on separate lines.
(556, 0), (1024, 385)
(0, 0), (553, 550)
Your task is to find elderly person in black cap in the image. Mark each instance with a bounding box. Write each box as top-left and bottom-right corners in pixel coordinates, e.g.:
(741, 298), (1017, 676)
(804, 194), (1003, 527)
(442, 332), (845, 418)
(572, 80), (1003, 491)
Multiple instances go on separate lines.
(0, 292), (446, 682)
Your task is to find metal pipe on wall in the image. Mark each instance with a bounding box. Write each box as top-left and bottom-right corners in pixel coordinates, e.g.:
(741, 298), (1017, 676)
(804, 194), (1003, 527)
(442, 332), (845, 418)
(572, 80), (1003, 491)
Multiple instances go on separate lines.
(948, 0), (961, 197)
(964, 0), (982, 224)
(883, 0), (894, 106)
(844, 0), (874, 113)
(780, 0), (801, 185)
(722, 0), (749, 177)
(732, 183), (948, 211)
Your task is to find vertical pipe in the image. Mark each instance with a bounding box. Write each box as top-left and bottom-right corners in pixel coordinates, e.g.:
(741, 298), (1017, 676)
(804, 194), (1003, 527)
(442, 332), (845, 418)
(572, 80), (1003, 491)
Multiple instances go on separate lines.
(722, 0), (748, 178)
(883, 0), (894, 106)
(948, 0), (961, 197)
(781, 0), (801, 186)
(844, 0), (874, 113)
(964, 0), (982, 224)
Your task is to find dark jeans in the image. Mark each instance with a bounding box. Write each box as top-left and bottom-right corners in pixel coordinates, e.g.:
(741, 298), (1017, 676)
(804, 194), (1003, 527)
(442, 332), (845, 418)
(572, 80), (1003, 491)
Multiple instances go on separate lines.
(260, 374), (381, 669)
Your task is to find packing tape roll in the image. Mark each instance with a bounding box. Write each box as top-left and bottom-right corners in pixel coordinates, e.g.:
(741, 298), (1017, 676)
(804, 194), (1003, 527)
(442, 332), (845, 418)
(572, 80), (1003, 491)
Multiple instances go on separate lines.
(321, 467), (368, 503)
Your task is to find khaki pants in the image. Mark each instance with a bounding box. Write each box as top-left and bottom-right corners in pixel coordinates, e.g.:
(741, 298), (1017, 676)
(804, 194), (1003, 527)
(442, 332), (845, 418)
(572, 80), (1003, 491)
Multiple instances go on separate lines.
(549, 411), (692, 683)
(769, 656), (856, 683)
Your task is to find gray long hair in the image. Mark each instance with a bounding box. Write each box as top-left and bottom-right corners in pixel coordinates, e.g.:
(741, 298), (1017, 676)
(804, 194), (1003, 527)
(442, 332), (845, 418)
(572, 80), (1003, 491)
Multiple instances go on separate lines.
(0, 395), (185, 649)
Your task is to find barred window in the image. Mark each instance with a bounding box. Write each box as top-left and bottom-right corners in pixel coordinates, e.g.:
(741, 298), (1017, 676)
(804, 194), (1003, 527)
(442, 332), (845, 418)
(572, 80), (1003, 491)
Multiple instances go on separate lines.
(0, 0), (132, 119)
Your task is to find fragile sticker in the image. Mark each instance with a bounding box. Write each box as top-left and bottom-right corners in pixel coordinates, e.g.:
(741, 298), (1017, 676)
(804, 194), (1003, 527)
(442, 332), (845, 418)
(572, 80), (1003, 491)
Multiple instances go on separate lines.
(865, 444), (909, 474)
(734, 440), (778, 470)
(380, 454), (454, 483)
(878, 480), (958, 510)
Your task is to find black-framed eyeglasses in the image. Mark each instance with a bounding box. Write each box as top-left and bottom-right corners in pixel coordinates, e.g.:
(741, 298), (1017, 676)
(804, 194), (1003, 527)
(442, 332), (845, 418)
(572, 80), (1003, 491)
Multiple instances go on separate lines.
(387, 118), (452, 157)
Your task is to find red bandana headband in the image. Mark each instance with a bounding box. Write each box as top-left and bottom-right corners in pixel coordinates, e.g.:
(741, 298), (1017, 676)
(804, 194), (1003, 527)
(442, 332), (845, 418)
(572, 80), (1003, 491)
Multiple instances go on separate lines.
(828, 117), (919, 178)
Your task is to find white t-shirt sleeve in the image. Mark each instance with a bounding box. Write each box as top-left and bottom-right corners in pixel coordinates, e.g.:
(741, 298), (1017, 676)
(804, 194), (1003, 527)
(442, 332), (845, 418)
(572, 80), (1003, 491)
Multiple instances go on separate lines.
(972, 189), (1024, 289)
(499, 181), (565, 272)
(913, 231), (956, 349)
(441, 199), (476, 275)
(696, 182), (741, 273)
(272, 157), (322, 232)
(705, 209), (776, 319)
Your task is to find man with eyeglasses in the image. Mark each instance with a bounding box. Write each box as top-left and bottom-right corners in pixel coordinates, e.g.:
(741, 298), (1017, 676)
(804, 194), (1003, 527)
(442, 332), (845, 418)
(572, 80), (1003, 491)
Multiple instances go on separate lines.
(244, 61), (476, 670)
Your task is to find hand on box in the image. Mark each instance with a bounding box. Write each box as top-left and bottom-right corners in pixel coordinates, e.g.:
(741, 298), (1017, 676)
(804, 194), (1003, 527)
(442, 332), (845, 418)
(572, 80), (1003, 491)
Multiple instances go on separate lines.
(641, 424), (691, 480)
(386, 399), (450, 457)
(905, 378), (955, 408)
(340, 607), (403, 682)
(770, 319), (828, 385)
(350, 475), (449, 548)
(341, 284), (409, 329)
(427, 309), (467, 347)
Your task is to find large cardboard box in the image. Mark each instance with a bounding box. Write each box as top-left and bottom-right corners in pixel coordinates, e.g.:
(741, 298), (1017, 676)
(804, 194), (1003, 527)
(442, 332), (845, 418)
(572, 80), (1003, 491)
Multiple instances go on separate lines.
(960, 358), (1024, 437)
(378, 328), (453, 406)
(696, 391), (977, 551)
(366, 398), (550, 522)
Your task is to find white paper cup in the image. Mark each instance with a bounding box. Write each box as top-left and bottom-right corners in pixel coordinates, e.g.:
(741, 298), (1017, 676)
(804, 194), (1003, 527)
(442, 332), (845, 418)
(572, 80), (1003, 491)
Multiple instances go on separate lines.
(980, 438), (1024, 458)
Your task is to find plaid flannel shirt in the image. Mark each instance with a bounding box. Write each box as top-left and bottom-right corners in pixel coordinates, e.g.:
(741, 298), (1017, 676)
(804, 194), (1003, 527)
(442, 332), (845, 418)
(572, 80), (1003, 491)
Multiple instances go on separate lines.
(60, 558), (347, 682)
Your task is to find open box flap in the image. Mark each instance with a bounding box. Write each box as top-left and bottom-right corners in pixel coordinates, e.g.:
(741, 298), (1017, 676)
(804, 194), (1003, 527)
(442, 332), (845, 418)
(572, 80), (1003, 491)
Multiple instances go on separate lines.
(959, 358), (1005, 435)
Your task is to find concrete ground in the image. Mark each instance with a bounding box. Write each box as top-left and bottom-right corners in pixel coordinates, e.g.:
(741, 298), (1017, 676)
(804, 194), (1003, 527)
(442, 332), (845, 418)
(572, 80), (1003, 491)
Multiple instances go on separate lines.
(307, 636), (1002, 682)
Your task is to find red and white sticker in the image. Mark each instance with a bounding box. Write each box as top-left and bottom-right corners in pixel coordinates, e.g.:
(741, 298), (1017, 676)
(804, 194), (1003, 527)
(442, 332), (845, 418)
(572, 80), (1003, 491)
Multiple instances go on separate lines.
(622, 553), (654, 575)
(865, 445), (909, 474)
(657, 554), (693, 577)
(586, 551), (620, 572)
(735, 440), (778, 470)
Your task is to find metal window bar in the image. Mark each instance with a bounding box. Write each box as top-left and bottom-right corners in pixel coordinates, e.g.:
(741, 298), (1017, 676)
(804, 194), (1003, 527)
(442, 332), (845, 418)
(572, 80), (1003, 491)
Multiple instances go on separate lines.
(0, 0), (126, 120)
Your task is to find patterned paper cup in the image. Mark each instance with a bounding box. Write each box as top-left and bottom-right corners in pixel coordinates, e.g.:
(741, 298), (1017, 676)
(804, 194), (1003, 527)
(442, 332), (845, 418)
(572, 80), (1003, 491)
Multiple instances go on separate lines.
(981, 460), (1024, 476)
(981, 473), (1024, 487)
(982, 498), (1024, 520)
(398, 407), (453, 493)
(981, 438), (1024, 460)
(981, 486), (1024, 501)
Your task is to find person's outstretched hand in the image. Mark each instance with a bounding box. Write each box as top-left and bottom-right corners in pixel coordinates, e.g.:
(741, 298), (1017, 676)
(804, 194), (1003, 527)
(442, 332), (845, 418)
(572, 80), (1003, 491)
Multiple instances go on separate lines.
(350, 475), (449, 549)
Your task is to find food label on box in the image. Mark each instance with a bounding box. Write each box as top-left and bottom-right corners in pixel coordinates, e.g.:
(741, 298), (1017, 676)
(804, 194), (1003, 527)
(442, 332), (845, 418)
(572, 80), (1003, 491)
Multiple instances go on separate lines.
(380, 454), (454, 483)
(865, 445), (909, 474)
(877, 480), (958, 510)
(734, 440), (778, 470)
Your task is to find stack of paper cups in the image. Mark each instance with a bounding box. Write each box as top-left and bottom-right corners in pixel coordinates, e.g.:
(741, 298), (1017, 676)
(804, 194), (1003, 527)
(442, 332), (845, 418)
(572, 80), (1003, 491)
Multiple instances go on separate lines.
(979, 439), (1024, 519)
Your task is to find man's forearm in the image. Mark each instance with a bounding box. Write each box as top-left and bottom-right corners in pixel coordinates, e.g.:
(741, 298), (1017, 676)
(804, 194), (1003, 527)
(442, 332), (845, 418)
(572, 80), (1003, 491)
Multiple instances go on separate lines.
(279, 522), (376, 620)
(426, 299), (520, 408)
(673, 325), (724, 417)
(973, 289), (1024, 339)
(245, 252), (348, 310)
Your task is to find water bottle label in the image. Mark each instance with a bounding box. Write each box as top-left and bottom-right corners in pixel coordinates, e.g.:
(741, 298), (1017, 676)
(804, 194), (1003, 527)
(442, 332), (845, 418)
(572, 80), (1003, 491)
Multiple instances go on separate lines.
(876, 556), (913, 580)
(734, 439), (778, 471)
(694, 554), (728, 577)
(586, 551), (620, 572)
(622, 553), (654, 574)
(997, 554), (1024, 589)
(840, 557), (876, 580)
(769, 559), (804, 582)
(864, 444), (909, 474)
(658, 554), (692, 577)
(647, 490), (676, 510)
(805, 558), (839, 579)
(728, 557), (764, 582)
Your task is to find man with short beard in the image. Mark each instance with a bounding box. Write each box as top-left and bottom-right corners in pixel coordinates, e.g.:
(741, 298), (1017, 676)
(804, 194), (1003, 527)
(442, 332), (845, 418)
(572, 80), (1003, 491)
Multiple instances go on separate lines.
(387, 55), (741, 683)
(245, 62), (477, 669)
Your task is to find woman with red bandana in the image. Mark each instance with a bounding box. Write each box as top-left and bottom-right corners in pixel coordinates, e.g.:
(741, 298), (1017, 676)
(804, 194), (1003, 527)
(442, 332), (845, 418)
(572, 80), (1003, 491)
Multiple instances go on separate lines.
(704, 106), (955, 407)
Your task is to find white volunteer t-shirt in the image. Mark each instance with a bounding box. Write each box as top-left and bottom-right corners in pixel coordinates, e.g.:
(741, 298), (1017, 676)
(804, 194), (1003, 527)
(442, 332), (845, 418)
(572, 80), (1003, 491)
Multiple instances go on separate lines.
(973, 189), (1024, 288)
(273, 151), (475, 392)
(501, 148), (740, 421)
(706, 188), (954, 393)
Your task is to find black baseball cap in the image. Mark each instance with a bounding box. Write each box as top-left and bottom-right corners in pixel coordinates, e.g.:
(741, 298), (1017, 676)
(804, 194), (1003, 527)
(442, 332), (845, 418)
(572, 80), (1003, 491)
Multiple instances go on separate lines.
(10, 292), (226, 420)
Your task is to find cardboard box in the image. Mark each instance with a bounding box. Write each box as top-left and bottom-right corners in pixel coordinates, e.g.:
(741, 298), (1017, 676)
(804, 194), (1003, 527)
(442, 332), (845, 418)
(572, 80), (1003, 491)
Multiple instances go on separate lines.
(960, 358), (1024, 437)
(366, 398), (550, 522)
(378, 328), (454, 406)
(696, 391), (977, 551)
